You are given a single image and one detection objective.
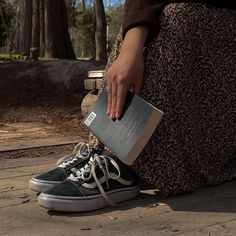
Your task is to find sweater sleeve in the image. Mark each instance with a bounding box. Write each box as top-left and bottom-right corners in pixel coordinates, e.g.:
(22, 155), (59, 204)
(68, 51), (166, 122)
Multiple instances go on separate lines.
(122, 0), (168, 40)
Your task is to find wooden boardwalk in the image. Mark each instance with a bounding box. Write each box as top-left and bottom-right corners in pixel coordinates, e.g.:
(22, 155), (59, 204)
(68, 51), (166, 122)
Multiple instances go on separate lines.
(1, 154), (236, 236)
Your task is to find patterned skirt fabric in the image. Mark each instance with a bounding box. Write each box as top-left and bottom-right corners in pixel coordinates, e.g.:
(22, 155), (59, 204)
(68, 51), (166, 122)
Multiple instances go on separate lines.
(89, 3), (236, 196)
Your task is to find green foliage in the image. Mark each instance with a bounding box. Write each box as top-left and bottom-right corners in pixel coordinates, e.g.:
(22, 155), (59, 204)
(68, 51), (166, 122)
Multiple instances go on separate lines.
(0, 53), (19, 61)
(107, 4), (123, 52)
(66, 1), (124, 59)
(0, 0), (15, 47)
(66, 0), (77, 28)
(75, 3), (95, 58)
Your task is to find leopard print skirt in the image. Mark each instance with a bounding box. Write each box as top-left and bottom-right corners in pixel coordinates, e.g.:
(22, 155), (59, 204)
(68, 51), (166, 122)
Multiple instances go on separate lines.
(89, 3), (236, 196)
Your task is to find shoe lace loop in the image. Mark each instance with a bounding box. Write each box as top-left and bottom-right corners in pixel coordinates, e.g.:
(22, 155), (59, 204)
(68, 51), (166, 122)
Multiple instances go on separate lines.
(58, 142), (91, 168)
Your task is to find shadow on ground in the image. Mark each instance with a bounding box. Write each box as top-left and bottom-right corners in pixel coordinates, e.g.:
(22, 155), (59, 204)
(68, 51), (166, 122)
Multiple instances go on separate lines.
(47, 180), (236, 218)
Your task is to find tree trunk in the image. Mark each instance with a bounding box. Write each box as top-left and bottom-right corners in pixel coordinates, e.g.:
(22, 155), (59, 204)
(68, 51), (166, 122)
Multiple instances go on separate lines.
(44, 0), (76, 59)
(14, 0), (25, 53)
(82, 0), (86, 11)
(32, 0), (40, 49)
(22, 0), (32, 53)
(39, 0), (45, 56)
(94, 0), (107, 62)
(14, 1), (22, 52)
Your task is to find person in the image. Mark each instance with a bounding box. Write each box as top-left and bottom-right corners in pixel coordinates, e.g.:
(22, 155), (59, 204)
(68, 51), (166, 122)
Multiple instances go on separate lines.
(29, 0), (236, 212)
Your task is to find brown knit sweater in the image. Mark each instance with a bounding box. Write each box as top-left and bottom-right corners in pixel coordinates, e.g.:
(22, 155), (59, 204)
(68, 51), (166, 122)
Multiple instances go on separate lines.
(122, 0), (236, 39)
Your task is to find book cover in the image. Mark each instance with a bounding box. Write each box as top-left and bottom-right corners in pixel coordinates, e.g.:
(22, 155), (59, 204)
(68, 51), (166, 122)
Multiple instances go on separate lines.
(82, 89), (164, 166)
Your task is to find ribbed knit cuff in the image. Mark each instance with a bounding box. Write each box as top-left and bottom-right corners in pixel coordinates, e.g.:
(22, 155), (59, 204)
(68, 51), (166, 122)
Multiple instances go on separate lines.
(122, 0), (167, 41)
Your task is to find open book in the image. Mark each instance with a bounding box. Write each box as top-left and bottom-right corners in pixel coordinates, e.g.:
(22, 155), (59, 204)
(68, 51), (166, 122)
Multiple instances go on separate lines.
(82, 89), (163, 166)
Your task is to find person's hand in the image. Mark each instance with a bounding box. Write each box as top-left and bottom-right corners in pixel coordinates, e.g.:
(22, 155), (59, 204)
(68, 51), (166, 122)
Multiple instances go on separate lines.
(105, 26), (148, 119)
(105, 47), (144, 119)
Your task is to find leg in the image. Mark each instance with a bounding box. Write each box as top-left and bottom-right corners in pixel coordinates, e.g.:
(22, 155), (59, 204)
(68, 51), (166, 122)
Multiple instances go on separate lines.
(131, 3), (236, 195)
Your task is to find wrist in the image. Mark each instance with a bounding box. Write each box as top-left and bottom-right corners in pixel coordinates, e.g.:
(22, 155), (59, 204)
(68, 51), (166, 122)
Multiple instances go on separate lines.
(121, 26), (148, 55)
(119, 44), (143, 60)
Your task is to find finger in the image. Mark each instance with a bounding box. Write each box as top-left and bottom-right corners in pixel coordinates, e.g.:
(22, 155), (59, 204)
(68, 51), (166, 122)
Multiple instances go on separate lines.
(115, 83), (128, 119)
(106, 78), (112, 115)
(110, 81), (118, 119)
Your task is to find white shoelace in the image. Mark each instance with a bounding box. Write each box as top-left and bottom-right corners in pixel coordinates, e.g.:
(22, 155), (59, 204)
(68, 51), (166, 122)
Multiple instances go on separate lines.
(68, 154), (121, 206)
(58, 142), (91, 169)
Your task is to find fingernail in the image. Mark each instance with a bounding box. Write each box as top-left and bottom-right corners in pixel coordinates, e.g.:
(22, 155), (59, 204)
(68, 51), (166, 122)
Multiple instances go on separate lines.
(110, 113), (114, 119)
(115, 112), (120, 119)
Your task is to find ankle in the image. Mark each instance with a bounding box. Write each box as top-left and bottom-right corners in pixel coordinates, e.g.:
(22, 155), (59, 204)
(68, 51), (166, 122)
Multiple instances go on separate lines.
(101, 149), (129, 168)
(101, 149), (138, 181)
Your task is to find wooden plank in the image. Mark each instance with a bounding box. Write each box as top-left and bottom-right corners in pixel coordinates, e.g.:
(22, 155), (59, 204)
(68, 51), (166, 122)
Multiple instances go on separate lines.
(96, 79), (104, 89)
(0, 136), (83, 152)
(0, 163), (57, 179)
(1, 154), (236, 235)
(0, 155), (57, 209)
(0, 156), (58, 190)
(0, 122), (56, 143)
(88, 70), (104, 78)
(0, 156), (58, 170)
(0, 188), (36, 208)
(84, 78), (103, 90)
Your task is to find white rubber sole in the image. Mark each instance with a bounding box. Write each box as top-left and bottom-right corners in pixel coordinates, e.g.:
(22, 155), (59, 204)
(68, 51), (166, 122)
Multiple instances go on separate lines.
(29, 178), (61, 193)
(38, 186), (140, 212)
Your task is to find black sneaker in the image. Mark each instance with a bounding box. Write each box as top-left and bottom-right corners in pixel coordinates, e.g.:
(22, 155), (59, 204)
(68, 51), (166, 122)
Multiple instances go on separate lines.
(38, 154), (140, 212)
(56, 142), (87, 166)
(29, 143), (101, 193)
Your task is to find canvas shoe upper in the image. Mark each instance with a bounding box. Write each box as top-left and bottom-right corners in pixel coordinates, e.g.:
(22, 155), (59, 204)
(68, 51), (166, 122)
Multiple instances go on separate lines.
(38, 154), (140, 212)
(56, 142), (89, 166)
(29, 142), (101, 193)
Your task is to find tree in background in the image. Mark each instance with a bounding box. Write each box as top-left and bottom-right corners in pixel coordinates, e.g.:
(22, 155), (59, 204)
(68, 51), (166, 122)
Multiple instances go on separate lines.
(0, 0), (14, 47)
(39, 0), (45, 56)
(32, 0), (40, 50)
(106, 3), (123, 53)
(94, 0), (107, 62)
(66, 0), (108, 61)
(66, 0), (124, 60)
(23, 0), (32, 52)
(2, 0), (124, 60)
(44, 0), (76, 59)
(11, 0), (32, 53)
(9, 0), (76, 59)
(75, 4), (95, 59)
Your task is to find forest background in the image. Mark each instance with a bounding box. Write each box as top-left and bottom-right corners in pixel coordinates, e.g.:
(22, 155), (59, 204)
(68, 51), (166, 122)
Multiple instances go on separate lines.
(0, 0), (124, 62)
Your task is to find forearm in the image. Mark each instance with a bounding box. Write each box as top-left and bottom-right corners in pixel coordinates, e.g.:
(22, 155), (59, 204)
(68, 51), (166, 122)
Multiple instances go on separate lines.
(119, 26), (149, 57)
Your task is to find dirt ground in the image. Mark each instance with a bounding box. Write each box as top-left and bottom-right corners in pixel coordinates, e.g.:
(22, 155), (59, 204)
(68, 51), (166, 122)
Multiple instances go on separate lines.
(0, 105), (89, 137)
(0, 104), (89, 158)
(0, 60), (103, 157)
